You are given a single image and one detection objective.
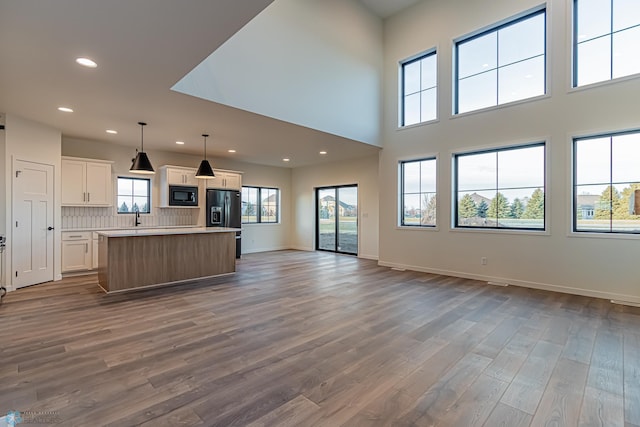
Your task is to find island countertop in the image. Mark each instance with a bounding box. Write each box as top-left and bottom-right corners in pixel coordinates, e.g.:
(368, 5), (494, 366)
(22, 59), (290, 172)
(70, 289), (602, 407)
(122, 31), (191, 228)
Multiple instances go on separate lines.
(97, 227), (239, 238)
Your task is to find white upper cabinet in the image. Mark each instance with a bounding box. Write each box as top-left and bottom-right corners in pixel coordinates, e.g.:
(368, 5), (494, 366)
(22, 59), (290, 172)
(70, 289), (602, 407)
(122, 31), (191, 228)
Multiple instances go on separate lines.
(61, 157), (112, 206)
(207, 170), (242, 190)
(159, 165), (199, 207)
(164, 166), (198, 187)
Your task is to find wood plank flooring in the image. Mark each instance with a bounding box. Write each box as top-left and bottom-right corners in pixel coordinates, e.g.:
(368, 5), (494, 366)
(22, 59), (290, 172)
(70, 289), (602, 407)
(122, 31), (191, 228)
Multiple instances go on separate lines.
(1, 250), (640, 426)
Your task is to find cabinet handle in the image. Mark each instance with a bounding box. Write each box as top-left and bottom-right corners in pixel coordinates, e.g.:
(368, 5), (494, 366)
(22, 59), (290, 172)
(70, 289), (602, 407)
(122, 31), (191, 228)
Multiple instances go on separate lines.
(69, 235), (83, 238)
(87, 192), (90, 202)
(83, 192), (86, 202)
(85, 243), (88, 253)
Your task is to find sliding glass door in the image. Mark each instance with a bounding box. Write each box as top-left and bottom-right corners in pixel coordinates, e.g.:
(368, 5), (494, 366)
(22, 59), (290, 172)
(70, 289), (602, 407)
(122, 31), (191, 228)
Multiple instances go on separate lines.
(316, 185), (358, 255)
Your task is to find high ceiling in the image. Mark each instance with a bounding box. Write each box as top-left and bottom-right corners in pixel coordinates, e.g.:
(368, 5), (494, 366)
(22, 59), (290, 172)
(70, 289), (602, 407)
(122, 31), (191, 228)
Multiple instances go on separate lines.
(0, 1), (416, 168)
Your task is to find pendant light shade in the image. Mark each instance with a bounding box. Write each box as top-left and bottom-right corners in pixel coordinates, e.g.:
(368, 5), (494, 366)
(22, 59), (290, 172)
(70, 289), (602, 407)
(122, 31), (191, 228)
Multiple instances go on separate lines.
(195, 133), (215, 179)
(130, 122), (155, 174)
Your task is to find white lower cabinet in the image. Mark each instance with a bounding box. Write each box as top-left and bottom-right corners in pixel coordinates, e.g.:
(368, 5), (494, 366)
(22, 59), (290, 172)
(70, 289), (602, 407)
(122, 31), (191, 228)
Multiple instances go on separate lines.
(62, 232), (92, 272)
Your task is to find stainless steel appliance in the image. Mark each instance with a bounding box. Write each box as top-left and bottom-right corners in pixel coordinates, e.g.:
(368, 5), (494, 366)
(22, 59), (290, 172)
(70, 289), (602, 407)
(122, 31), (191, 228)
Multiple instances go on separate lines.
(206, 189), (242, 258)
(169, 185), (198, 206)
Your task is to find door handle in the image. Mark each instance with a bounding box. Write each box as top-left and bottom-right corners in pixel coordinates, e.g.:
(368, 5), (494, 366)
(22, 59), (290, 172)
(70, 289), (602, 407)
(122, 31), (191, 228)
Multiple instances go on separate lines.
(47, 226), (54, 231)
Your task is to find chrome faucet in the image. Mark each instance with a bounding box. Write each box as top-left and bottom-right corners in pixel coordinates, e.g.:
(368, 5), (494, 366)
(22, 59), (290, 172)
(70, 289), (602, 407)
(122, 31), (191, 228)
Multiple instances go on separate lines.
(135, 210), (141, 227)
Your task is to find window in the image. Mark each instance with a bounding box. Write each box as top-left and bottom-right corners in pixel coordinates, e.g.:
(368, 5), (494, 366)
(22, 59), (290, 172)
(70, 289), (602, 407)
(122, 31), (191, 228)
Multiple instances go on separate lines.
(454, 143), (545, 230)
(117, 177), (150, 214)
(574, 130), (640, 233)
(400, 158), (437, 227)
(242, 186), (279, 224)
(401, 51), (437, 126)
(455, 9), (546, 114)
(573, 0), (640, 87)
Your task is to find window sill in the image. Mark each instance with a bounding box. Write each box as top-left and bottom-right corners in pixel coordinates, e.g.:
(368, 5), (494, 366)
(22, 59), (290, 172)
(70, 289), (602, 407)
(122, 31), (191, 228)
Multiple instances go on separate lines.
(397, 118), (439, 131)
(450, 226), (549, 236)
(568, 230), (640, 240)
(451, 93), (550, 119)
(568, 72), (640, 94)
(396, 225), (439, 232)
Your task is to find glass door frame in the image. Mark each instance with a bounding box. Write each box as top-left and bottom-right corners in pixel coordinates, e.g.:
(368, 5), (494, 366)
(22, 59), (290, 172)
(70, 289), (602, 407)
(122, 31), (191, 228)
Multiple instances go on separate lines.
(315, 184), (358, 255)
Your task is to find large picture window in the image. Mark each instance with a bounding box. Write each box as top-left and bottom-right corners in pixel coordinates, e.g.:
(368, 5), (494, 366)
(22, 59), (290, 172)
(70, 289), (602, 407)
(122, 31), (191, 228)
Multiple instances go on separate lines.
(401, 51), (437, 126)
(455, 9), (546, 114)
(454, 143), (545, 230)
(574, 130), (640, 233)
(117, 177), (150, 214)
(573, 0), (640, 87)
(400, 158), (437, 227)
(242, 186), (279, 224)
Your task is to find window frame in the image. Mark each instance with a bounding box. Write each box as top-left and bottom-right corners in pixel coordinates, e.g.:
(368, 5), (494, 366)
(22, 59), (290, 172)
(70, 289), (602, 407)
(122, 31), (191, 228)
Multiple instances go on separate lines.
(453, 142), (547, 232)
(400, 49), (438, 127)
(116, 176), (151, 214)
(454, 7), (547, 115)
(242, 186), (280, 224)
(399, 156), (438, 228)
(572, 129), (640, 235)
(572, 0), (640, 88)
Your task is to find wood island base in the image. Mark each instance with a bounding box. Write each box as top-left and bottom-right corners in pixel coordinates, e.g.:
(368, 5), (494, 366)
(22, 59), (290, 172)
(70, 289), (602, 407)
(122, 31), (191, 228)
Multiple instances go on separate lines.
(97, 228), (237, 293)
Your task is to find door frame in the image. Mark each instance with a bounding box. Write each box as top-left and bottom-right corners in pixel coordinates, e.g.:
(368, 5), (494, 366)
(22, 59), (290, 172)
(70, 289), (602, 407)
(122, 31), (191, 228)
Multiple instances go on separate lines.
(315, 184), (359, 256)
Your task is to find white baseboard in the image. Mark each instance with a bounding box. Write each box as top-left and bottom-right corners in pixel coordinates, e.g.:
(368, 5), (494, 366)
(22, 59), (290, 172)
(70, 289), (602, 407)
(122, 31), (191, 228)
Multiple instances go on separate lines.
(377, 260), (640, 305)
(358, 253), (379, 261)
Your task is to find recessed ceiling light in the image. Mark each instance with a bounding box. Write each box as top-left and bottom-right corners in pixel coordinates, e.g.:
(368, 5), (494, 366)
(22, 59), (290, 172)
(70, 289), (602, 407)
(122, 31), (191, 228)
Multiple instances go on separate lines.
(175, 141), (185, 145)
(319, 151), (327, 155)
(106, 129), (118, 134)
(58, 107), (73, 113)
(228, 149), (236, 153)
(482, 63), (489, 67)
(283, 158), (290, 162)
(76, 57), (97, 68)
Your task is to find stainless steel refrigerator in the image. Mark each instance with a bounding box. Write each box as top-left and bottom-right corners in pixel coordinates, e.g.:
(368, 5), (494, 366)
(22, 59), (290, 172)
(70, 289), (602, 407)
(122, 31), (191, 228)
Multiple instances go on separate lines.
(206, 189), (242, 258)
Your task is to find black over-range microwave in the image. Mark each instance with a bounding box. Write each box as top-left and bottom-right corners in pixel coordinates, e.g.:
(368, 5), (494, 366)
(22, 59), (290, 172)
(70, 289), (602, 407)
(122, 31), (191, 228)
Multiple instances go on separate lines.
(169, 185), (198, 206)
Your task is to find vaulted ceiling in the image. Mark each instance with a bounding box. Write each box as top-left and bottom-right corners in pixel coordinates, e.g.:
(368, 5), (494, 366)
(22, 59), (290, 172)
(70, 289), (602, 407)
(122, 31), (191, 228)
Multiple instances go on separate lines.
(0, 0), (417, 167)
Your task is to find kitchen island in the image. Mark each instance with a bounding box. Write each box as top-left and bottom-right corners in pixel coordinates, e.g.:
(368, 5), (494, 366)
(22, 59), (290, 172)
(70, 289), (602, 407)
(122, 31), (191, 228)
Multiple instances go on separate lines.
(97, 227), (238, 293)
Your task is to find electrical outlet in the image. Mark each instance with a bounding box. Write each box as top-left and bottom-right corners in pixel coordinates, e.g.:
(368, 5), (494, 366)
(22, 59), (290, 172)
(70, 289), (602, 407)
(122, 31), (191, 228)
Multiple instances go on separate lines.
(481, 257), (487, 265)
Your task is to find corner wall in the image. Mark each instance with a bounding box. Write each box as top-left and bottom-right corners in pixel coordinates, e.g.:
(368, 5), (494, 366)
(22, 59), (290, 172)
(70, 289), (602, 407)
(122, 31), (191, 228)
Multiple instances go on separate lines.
(379, 0), (640, 301)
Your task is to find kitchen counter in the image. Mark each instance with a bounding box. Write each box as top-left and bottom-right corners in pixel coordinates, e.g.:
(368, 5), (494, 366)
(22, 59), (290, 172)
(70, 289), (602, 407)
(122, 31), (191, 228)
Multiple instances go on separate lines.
(97, 226), (239, 237)
(97, 227), (237, 293)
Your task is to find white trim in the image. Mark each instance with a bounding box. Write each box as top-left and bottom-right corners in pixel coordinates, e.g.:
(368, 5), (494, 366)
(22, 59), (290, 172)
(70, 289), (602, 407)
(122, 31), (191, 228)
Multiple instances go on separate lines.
(242, 245), (290, 254)
(378, 260), (640, 305)
(358, 253), (378, 261)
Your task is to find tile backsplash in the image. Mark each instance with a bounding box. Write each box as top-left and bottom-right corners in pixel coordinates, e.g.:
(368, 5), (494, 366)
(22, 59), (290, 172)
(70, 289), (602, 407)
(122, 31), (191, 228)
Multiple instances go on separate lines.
(62, 206), (199, 229)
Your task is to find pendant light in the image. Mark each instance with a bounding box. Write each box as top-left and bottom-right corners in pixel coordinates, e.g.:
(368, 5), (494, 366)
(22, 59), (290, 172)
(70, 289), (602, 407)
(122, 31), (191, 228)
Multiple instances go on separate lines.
(195, 133), (215, 179)
(130, 122), (155, 174)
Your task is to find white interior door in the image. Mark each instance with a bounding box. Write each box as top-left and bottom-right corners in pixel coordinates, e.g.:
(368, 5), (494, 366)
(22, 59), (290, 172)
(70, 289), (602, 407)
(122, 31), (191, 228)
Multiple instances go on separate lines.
(13, 160), (55, 288)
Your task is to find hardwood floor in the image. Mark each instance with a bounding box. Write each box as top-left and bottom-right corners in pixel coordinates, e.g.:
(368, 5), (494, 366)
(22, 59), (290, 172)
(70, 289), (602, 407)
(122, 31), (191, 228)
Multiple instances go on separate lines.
(1, 250), (640, 426)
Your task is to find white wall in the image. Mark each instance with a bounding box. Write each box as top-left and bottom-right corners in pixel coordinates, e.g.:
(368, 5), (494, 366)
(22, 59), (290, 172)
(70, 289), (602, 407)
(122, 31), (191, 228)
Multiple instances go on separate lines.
(0, 113), (5, 238)
(379, 0), (640, 301)
(62, 137), (292, 253)
(173, 0), (383, 146)
(4, 114), (62, 288)
(291, 154), (379, 260)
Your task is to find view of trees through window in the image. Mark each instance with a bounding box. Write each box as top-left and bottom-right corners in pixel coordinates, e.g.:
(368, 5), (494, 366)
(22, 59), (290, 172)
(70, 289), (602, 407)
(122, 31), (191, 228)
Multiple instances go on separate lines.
(242, 186), (279, 223)
(117, 177), (150, 214)
(574, 131), (640, 233)
(401, 158), (437, 226)
(455, 143), (545, 229)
